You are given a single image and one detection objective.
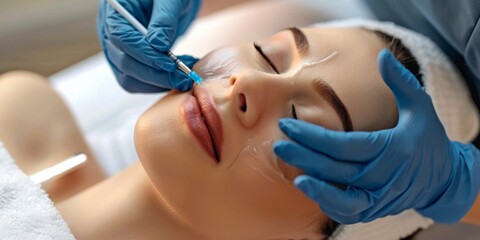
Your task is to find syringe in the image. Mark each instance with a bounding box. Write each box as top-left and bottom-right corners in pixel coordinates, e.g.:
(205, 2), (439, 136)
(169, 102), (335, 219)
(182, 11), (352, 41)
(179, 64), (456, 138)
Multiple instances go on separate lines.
(107, 0), (203, 85)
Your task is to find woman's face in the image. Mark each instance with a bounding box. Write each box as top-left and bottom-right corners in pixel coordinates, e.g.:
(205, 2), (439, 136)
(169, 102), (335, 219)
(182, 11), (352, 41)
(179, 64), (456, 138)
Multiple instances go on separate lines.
(135, 27), (397, 239)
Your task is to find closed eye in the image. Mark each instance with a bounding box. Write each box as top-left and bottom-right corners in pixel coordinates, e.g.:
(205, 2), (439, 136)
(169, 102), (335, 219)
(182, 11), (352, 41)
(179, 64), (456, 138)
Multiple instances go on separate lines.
(253, 42), (279, 74)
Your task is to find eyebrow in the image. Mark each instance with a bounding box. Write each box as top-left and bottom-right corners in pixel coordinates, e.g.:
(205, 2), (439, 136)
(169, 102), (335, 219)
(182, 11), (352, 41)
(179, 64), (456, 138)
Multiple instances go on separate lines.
(312, 79), (353, 131)
(287, 27), (310, 56)
(285, 28), (351, 130)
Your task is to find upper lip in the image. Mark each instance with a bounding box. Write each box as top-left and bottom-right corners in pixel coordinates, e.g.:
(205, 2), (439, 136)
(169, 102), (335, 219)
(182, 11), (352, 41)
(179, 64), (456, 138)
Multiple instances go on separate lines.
(193, 87), (224, 162)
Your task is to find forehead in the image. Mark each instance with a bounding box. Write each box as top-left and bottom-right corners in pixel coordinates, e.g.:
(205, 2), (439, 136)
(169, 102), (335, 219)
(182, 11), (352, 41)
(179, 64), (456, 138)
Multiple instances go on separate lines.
(292, 27), (397, 131)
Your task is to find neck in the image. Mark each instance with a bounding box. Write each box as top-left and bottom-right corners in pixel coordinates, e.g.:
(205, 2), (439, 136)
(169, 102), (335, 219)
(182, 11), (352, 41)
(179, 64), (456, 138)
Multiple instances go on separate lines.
(57, 163), (203, 240)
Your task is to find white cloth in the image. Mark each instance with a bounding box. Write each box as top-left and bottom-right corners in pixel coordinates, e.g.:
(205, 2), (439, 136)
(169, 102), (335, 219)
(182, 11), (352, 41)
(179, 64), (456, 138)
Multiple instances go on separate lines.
(331, 210), (432, 240)
(0, 143), (74, 240)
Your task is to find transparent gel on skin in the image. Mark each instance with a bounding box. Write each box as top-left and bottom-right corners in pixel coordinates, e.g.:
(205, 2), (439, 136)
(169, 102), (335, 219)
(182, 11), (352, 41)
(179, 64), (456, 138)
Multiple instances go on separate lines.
(286, 51), (339, 85)
(228, 137), (302, 184)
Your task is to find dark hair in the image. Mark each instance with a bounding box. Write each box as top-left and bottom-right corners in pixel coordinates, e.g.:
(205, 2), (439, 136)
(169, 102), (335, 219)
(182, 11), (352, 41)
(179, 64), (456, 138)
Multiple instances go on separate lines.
(375, 31), (423, 84)
(321, 31), (423, 240)
(322, 218), (341, 238)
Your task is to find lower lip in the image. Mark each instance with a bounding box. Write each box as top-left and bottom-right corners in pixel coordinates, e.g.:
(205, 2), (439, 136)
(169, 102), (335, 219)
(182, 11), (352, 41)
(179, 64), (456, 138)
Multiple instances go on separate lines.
(181, 95), (217, 162)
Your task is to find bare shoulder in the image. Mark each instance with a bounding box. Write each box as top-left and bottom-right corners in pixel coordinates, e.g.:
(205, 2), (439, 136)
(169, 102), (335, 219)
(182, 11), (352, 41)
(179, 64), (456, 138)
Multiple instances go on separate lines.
(0, 71), (105, 202)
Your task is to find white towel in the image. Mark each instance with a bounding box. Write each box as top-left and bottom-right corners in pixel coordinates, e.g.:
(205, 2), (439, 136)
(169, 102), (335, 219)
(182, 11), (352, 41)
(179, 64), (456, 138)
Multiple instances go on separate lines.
(330, 210), (433, 240)
(0, 142), (74, 240)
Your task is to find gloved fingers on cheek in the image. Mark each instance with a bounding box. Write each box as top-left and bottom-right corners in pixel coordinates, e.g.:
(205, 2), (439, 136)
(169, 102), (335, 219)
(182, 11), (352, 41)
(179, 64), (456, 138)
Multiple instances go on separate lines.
(106, 41), (175, 90)
(278, 119), (334, 150)
(378, 49), (423, 109)
(273, 140), (363, 185)
(294, 176), (373, 222)
(278, 119), (388, 162)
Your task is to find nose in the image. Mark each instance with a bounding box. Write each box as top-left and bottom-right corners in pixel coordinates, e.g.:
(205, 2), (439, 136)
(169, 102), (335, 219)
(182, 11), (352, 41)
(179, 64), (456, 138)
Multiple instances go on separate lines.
(230, 70), (288, 128)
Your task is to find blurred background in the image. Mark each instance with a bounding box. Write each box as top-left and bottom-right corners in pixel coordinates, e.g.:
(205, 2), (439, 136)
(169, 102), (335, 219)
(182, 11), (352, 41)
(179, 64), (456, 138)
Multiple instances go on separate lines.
(0, 0), (253, 77)
(0, 0), (100, 76)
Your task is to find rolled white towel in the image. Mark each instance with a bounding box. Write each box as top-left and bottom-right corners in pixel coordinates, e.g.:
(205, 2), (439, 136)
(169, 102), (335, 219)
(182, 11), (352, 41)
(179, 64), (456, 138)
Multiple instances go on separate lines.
(0, 142), (74, 240)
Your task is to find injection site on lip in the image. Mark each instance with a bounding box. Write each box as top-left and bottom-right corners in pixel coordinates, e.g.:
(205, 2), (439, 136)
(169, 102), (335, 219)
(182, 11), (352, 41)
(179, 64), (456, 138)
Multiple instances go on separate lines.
(193, 87), (224, 163)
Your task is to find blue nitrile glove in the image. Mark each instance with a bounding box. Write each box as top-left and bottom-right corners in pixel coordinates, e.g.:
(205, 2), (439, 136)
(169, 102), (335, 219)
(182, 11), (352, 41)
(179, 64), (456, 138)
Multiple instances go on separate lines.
(274, 49), (480, 224)
(97, 0), (201, 93)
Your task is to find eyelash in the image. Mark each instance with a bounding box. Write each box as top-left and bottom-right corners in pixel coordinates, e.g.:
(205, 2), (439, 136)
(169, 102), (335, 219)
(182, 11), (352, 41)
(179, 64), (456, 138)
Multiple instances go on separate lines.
(291, 105), (298, 119)
(253, 42), (279, 74)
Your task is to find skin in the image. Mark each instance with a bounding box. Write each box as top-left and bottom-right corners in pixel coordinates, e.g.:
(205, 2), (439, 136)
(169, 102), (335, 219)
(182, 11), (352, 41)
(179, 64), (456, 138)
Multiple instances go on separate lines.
(134, 27), (398, 239)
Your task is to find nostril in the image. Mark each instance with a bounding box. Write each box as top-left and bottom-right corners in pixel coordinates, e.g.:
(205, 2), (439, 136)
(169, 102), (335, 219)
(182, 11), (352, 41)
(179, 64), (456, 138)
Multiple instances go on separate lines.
(229, 76), (237, 86)
(239, 93), (247, 112)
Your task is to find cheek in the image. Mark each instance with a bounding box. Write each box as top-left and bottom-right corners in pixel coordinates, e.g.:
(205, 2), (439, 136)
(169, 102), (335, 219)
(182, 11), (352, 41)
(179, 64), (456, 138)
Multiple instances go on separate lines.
(215, 128), (320, 236)
(223, 120), (302, 185)
(134, 93), (184, 162)
(193, 47), (246, 80)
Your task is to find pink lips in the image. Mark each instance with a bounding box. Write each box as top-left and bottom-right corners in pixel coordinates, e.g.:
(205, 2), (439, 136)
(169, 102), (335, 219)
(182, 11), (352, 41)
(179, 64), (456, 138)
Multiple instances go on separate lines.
(181, 87), (224, 163)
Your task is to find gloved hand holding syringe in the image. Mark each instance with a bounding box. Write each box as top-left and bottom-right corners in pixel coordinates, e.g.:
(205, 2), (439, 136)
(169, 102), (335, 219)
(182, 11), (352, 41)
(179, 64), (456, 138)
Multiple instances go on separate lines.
(107, 0), (203, 86)
(97, 0), (202, 92)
